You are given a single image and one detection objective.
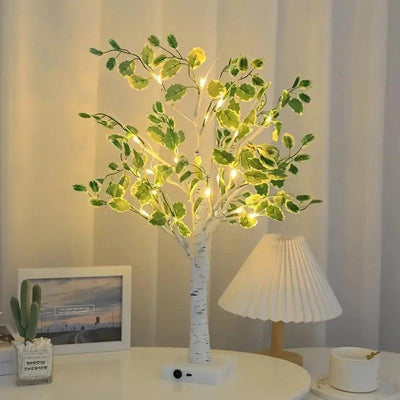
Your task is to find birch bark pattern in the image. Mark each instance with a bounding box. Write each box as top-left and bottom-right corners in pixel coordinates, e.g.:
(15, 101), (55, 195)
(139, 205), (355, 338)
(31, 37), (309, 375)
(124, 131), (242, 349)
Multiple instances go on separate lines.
(189, 228), (210, 363)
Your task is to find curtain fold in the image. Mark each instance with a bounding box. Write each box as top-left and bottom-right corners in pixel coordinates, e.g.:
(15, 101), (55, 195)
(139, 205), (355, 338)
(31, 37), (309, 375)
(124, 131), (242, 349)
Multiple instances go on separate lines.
(1, 0), (398, 351)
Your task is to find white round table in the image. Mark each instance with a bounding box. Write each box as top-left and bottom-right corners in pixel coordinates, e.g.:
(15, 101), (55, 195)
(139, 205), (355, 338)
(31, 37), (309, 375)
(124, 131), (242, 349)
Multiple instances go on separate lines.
(0, 347), (310, 400)
(295, 348), (400, 400)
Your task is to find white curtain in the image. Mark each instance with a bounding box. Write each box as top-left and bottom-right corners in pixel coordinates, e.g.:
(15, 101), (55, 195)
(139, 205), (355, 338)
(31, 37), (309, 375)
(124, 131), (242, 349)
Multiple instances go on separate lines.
(1, 0), (399, 352)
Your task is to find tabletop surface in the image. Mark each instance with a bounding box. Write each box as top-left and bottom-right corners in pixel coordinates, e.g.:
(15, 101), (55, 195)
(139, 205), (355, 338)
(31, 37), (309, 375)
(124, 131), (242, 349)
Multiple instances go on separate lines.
(0, 347), (310, 400)
(1, 347), (398, 400)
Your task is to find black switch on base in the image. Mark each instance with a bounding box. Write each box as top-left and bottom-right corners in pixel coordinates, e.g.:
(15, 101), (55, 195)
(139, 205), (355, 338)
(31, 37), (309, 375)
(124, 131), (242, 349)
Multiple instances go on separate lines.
(173, 369), (183, 379)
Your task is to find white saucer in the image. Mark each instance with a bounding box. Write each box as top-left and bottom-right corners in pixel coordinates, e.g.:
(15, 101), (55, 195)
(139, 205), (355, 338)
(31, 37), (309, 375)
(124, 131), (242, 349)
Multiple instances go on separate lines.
(311, 377), (400, 400)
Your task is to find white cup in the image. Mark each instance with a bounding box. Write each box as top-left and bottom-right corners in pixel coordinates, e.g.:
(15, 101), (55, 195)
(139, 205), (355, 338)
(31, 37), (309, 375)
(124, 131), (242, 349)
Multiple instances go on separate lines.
(328, 347), (380, 393)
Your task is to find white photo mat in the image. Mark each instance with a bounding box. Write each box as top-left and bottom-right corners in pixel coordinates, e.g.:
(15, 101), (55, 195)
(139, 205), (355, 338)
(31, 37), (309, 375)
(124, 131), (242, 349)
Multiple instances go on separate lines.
(17, 266), (132, 355)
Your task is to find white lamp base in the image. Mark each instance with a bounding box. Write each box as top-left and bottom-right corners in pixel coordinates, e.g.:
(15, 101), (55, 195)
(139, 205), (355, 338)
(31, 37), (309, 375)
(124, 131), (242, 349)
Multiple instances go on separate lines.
(161, 355), (235, 385)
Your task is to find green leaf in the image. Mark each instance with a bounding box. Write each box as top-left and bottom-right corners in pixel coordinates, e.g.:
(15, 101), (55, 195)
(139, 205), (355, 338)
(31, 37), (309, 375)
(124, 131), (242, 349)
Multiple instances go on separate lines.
(89, 180), (100, 193)
(266, 204), (284, 221)
(243, 171), (268, 184)
(161, 59), (181, 79)
(89, 48), (103, 56)
(301, 133), (315, 146)
(230, 67), (239, 76)
(119, 60), (135, 76)
(188, 47), (206, 69)
(176, 221), (191, 236)
(236, 84), (255, 101)
(212, 148), (235, 165)
(131, 181), (151, 204)
(167, 34), (178, 48)
(292, 75), (300, 88)
(286, 201), (299, 213)
(235, 123), (249, 140)
(162, 129), (178, 151)
(78, 112), (91, 118)
(288, 98), (303, 114)
(108, 162), (119, 170)
(207, 80), (226, 98)
(149, 210), (167, 225)
(90, 199), (106, 206)
(216, 109), (240, 129)
(119, 174), (131, 189)
(296, 194), (311, 202)
(239, 149), (253, 170)
(153, 101), (163, 113)
(108, 198), (130, 213)
(132, 149), (144, 168)
(151, 55), (165, 67)
(299, 93), (311, 103)
(106, 57), (116, 71)
(282, 133), (295, 150)
(238, 56), (248, 72)
(106, 183), (125, 198)
(165, 84), (187, 102)
(141, 45), (154, 66)
(252, 75), (265, 86)
(288, 164), (298, 175)
(148, 35), (160, 46)
(227, 99), (240, 113)
(72, 184), (87, 192)
(255, 183), (269, 196)
(173, 202), (186, 219)
(243, 109), (256, 125)
(175, 158), (188, 173)
(251, 58), (264, 69)
(310, 199), (323, 204)
(180, 170), (192, 182)
(128, 75), (149, 90)
(147, 125), (164, 144)
(108, 38), (120, 50)
(281, 90), (291, 107)
(193, 197), (204, 217)
(123, 142), (131, 157)
(294, 154), (310, 162)
(239, 212), (257, 229)
(154, 165), (172, 185)
(299, 79), (311, 88)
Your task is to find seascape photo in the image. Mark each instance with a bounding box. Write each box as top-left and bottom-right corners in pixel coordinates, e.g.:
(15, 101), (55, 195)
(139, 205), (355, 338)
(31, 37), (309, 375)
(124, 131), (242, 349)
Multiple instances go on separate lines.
(28, 276), (122, 345)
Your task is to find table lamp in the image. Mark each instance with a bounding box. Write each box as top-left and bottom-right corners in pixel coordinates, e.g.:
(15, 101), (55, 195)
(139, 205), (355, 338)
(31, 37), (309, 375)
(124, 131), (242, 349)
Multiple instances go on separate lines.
(218, 234), (342, 366)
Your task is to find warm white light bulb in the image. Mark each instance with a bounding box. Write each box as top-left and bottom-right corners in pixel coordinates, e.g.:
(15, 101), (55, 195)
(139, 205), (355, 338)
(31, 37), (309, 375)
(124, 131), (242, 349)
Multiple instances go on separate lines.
(204, 114), (209, 123)
(235, 207), (243, 214)
(174, 157), (179, 164)
(199, 77), (206, 89)
(205, 188), (211, 197)
(140, 210), (150, 217)
(233, 130), (238, 138)
(152, 73), (162, 85)
(151, 190), (158, 195)
(133, 136), (140, 144)
(249, 213), (259, 219)
(146, 169), (154, 175)
(231, 169), (238, 179)
(216, 175), (220, 184)
(216, 97), (224, 110)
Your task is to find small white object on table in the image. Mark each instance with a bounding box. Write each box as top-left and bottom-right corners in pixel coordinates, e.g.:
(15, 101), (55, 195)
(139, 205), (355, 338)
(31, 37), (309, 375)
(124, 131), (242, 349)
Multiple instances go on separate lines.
(296, 347), (400, 399)
(0, 347), (310, 400)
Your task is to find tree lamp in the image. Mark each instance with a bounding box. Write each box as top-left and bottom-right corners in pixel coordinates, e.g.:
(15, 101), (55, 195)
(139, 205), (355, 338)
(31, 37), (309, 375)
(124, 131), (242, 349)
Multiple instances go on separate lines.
(218, 234), (342, 366)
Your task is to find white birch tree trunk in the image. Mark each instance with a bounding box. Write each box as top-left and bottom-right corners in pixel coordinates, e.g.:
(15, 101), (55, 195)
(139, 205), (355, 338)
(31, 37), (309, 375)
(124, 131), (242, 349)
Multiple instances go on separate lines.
(189, 228), (211, 364)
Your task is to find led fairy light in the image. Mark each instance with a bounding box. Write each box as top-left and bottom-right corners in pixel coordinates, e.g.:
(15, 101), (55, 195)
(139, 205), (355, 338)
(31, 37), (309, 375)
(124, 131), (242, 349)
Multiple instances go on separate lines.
(151, 189), (158, 195)
(174, 157), (179, 164)
(233, 130), (239, 139)
(216, 175), (220, 184)
(199, 77), (207, 90)
(205, 187), (211, 197)
(133, 136), (141, 144)
(249, 213), (259, 219)
(152, 73), (163, 85)
(216, 97), (224, 110)
(234, 207), (243, 214)
(230, 169), (238, 179)
(145, 169), (154, 175)
(140, 209), (150, 218)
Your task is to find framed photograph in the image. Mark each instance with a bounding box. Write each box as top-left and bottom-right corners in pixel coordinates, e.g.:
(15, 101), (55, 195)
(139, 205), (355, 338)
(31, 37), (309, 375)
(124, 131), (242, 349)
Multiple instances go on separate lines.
(17, 266), (131, 355)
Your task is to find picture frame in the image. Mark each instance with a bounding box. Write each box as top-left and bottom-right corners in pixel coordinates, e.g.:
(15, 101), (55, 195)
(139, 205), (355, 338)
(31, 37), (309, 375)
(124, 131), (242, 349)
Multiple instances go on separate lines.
(17, 266), (132, 355)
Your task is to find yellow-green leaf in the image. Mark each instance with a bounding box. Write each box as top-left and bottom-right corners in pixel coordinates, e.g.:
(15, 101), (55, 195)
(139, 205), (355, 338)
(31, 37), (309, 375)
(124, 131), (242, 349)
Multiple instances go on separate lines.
(108, 198), (130, 213)
(188, 47), (206, 69)
(266, 204), (285, 221)
(216, 109), (240, 130)
(236, 84), (255, 101)
(161, 59), (181, 79)
(176, 221), (191, 236)
(243, 170), (268, 184)
(128, 75), (149, 90)
(207, 80), (226, 98)
(147, 126), (164, 144)
(244, 109), (256, 125)
(141, 45), (154, 66)
(119, 60), (135, 76)
(282, 133), (295, 150)
(165, 84), (187, 102)
(239, 212), (257, 229)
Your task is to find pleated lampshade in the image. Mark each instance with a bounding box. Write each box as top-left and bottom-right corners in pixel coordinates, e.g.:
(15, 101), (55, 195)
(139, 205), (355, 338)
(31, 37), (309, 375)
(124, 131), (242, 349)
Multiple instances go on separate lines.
(218, 234), (342, 323)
